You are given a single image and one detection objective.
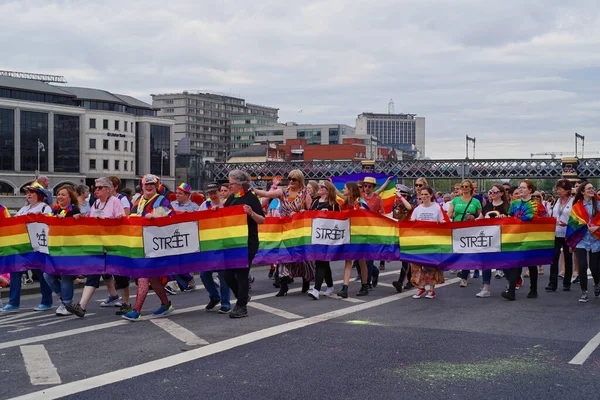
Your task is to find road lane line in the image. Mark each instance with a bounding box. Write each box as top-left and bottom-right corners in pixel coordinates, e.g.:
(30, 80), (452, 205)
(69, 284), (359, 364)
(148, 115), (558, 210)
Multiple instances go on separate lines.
(9, 277), (461, 400)
(0, 312), (38, 323)
(8, 328), (32, 333)
(0, 270), (405, 350)
(569, 331), (600, 365)
(0, 313), (57, 327)
(325, 295), (365, 303)
(37, 314), (97, 327)
(150, 319), (209, 346)
(247, 302), (304, 319)
(19, 345), (61, 385)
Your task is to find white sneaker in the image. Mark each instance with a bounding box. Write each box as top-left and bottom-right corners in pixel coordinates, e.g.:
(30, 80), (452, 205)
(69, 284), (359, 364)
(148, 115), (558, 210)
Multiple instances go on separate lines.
(55, 303), (72, 316)
(307, 288), (319, 300)
(460, 279), (468, 287)
(100, 295), (122, 307)
(323, 286), (335, 296)
(476, 289), (491, 298)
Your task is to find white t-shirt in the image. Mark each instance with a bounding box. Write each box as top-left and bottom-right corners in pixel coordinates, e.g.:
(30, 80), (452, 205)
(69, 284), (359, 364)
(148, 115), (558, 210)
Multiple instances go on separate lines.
(17, 202), (52, 216)
(552, 197), (573, 238)
(410, 203), (445, 222)
(119, 196), (131, 210)
(442, 201), (451, 213)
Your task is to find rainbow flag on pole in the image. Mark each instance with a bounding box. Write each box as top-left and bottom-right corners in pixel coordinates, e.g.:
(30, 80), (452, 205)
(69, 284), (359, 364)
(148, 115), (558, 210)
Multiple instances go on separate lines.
(330, 173), (396, 213)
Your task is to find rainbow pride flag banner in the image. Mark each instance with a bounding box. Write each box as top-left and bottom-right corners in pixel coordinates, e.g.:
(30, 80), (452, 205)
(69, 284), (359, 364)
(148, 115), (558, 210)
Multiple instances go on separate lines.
(0, 207), (249, 277)
(330, 173), (396, 213)
(399, 218), (556, 270)
(253, 210), (400, 264)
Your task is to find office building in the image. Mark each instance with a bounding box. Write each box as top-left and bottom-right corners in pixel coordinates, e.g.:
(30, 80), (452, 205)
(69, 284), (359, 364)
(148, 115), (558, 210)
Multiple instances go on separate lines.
(355, 112), (425, 158)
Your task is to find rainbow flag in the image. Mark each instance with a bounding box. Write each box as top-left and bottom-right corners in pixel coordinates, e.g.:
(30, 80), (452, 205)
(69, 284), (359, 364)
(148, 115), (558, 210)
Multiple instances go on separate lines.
(565, 201), (600, 248)
(0, 207), (249, 277)
(253, 210), (400, 264)
(399, 218), (556, 270)
(330, 173), (396, 213)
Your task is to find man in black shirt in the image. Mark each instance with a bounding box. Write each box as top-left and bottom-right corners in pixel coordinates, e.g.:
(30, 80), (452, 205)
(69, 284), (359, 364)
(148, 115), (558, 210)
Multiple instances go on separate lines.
(223, 170), (265, 318)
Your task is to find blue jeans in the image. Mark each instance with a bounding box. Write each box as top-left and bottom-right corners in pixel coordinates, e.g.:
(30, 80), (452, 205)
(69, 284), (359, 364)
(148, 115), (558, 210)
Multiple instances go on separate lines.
(482, 269), (492, 285)
(200, 270), (231, 309)
(43, 273), (75, 304)
(9, 270), (53, 308)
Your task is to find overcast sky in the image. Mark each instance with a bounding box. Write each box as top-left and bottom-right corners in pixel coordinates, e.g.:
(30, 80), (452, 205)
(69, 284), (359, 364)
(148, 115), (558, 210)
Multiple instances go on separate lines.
(2, 0), (600, 159)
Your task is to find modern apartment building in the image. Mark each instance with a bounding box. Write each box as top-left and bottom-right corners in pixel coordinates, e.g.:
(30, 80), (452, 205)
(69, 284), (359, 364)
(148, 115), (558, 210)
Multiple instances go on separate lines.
(355, 112), (425, 158)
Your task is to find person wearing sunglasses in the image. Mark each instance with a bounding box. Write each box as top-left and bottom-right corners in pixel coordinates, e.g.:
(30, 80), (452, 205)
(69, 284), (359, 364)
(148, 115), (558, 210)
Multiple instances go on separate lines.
(447, 179), (482, 287)
(476, 185), (510, 298)
(392, 184), (415, 292)
(413, 178), (428, 206)
(545, 179), (574, 292)
(253, 169), (314, 297)
(565, 181), (600, 303)
(502, 180), (548, 301)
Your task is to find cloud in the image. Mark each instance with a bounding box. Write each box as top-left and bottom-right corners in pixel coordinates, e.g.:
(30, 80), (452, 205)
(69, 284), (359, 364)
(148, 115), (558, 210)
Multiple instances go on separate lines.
(1, 0), (600, 158)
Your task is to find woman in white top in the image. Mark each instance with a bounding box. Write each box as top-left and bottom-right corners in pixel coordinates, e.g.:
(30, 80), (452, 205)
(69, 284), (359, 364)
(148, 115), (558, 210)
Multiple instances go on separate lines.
(545, 179), (574, 292)
(2, 182), (53, 313)
(409, 186), (446, 299)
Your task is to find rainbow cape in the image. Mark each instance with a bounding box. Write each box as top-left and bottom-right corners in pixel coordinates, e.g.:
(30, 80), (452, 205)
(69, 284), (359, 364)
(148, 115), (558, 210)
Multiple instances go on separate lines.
(330, 173), (396, 213)
(399, 217), (555, 270)
(565, 200), (600, 248)
(253, 210), (400, 264)
(0, 207), (249, 277)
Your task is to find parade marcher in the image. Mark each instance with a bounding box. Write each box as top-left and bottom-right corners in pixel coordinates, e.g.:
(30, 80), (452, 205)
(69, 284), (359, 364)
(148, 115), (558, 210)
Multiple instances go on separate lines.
(122, 174), (174, 321)
(362, 177), (385, 288)
(448, 179), (482, 287)
(337, 182), (370, 298)
(37, 175), (53, 205)
(220, 183), (231, 201)
(392, 184), (414, 292)
(223, 170), (265, 318)
(76, 184), (91, 216)
(546, 179), (574, 292)
(502, 180), (548, 301)
(67, 177), (128, 317)
(307, 181), (340, 300)
(199, 182), (232, 314)
(253, 171), (314, 297)
(476, 184), (510, 297)
(565, 181), (600, 303)
(410, 186), (446, 299)
(44, 185), (80, 316)
(2, 182), (53, 313)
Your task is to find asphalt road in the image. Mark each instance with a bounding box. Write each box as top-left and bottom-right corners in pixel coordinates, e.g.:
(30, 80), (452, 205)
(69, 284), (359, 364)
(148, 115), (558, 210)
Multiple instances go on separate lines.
(1, 262), (599, 400)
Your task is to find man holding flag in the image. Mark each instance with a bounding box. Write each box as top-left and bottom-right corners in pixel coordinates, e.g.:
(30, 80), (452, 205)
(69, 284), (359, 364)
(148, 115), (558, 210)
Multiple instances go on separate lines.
(363, 177), (386, 287)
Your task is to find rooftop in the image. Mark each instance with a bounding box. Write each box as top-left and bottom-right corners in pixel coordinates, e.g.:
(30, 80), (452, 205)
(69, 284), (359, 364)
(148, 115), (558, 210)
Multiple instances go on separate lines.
(0, 75), (75, 97)
(228, 144), (268, 159)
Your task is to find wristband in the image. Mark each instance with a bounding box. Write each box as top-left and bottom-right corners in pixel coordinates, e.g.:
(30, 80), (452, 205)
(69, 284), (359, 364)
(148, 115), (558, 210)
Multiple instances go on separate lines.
(271, 185), (277, 190)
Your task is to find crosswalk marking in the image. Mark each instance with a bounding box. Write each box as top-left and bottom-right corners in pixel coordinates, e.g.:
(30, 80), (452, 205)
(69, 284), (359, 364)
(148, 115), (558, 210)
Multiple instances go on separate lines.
(150, 318), (209, 346)
(326, 294), (366, 303)
(0, 312), (38, 323)
(247, 302), (303, 319)
(37, 314), (97, 327)
(20, 344), (62, 385)
(0, 313), (56, 327)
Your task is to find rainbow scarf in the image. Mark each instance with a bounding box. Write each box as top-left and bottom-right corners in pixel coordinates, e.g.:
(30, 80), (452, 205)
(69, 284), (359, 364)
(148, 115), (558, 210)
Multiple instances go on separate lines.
(50, 204), (73, 217)
(565, 199), (600, 248)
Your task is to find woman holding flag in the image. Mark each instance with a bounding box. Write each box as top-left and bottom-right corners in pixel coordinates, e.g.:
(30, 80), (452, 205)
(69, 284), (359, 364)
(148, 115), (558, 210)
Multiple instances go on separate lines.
(565, 181), (600, 303)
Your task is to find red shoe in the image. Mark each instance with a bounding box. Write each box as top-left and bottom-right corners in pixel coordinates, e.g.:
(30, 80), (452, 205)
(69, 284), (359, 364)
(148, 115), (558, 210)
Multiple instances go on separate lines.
(516, 277), (523, 290)
(412, 288), (427, 299)
(425, 290), (436, 299)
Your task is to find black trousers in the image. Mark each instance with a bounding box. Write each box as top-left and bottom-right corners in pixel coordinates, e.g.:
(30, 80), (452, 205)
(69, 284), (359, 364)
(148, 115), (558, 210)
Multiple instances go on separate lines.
(574, 249), (600, 292)
(398, 261), (411, 284)
(549, 237), (573, 289)
(224, 249), (257, 307)
(507, 266), (538, 295)
(314, 260), (333, 291)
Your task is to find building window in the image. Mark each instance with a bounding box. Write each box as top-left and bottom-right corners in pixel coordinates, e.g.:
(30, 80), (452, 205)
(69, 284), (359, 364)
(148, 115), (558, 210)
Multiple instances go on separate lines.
(131, 141), (134, 152)
(131, 124), (134, 133)
(131, 161), (134, 174)
(0, 108), (14, 171)
(89, 159), (96, 170)
(89, 138), (96, 149)
(165, 99), (173, 104)
(124, 160), (128, 171)
(103, 119), (109, 129)
(103, 159), (109, 170)
(89, 118), (96, 129)
(53, 114), (80, 173)
(114, 160), (120, 170)
(124, 141), (128, 151)
(124, 121), (128, 132)
(20, 111), (48, 172)
(165, 108), (174, 113)
(115, 120), (120, 130)
(103, 139), (109, 150)
(149, 125), (171, 176)
(115, 140), (120, 151)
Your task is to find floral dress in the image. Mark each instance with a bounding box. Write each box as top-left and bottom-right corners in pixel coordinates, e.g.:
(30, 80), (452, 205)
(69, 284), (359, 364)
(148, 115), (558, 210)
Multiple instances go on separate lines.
(278, 188), (315, 282)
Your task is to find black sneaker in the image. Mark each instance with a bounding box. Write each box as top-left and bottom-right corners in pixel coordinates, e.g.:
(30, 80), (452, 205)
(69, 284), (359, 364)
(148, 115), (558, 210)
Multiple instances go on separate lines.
(205, 299), (220, 311)
(116, 303), (132, 316)
(372, 276), (379, 288)
(501, 290), (516, 301)
(229, 305), (248, 318)
(218, 306), (232, 314)
(594, 284), (600, 299)
(563, 285), (571, 291)
(164, 284), (178, 296)
(65, 303), (86, 318)
(573, 276), (581, 284)
(392, 281), (403, 293)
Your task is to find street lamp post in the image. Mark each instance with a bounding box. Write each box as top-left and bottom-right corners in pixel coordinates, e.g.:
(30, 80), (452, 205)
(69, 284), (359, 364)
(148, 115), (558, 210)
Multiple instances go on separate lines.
(160, 148), (168, 181)
(36, 138), (45, 179)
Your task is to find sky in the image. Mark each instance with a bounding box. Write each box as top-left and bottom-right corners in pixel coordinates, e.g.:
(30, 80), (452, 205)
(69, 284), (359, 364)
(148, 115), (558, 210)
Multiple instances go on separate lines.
(2, 0), (600, 159)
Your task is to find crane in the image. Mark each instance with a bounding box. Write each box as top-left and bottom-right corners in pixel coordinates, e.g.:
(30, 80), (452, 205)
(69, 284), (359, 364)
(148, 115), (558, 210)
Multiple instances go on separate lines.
(530, 151), (600, 159)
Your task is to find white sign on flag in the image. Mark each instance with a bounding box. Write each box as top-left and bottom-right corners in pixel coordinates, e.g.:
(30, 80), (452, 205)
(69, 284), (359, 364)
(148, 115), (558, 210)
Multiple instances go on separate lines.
(311, 218), (351, 246)
(452, 225), (501, 254)
(26, 223), (50, 254)
(142, 221), (200, 258)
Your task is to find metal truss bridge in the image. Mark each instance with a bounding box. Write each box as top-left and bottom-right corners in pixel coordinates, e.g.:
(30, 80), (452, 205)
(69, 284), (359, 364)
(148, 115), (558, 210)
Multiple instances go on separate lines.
(208, 158), (600, 182)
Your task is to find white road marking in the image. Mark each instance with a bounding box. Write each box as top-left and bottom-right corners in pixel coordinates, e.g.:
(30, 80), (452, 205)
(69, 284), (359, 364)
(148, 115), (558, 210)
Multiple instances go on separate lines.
(8, 327), (32, 333)
(37, 314), (97, 327)
(10, 277), (461, 400)
(0, 313), (57, 327)
(19, 345), (61, 385)
(150, 319), (209, 346)
(0, 270), (404, 350)
(569, 331), (600, 365)
(326, 295), (366, 303)
(247, 302), (304, 319)
(0, 312), (38, 323)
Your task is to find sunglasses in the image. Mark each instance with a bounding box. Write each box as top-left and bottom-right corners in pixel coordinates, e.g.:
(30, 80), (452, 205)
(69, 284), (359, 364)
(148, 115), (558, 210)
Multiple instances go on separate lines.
(289, 178), (298, 182)
(94, 186), (106, 190)
(319, 185), (326, 189)
(461, 185), (470, 189)
(532, 195), (542, 198)
(358, 185), (363, 189)
(488, 190), (501, 194)
(415, 184), (423, 187)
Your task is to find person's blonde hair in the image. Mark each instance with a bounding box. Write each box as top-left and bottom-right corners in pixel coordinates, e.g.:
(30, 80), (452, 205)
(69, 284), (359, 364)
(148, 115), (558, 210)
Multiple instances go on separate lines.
(307, 180), (319, 197)
(288, 169), (305, 188)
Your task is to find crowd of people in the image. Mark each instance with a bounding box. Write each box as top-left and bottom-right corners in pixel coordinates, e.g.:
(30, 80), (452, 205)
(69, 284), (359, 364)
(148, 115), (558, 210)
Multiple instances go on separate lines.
(1, 171), (599, 322)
